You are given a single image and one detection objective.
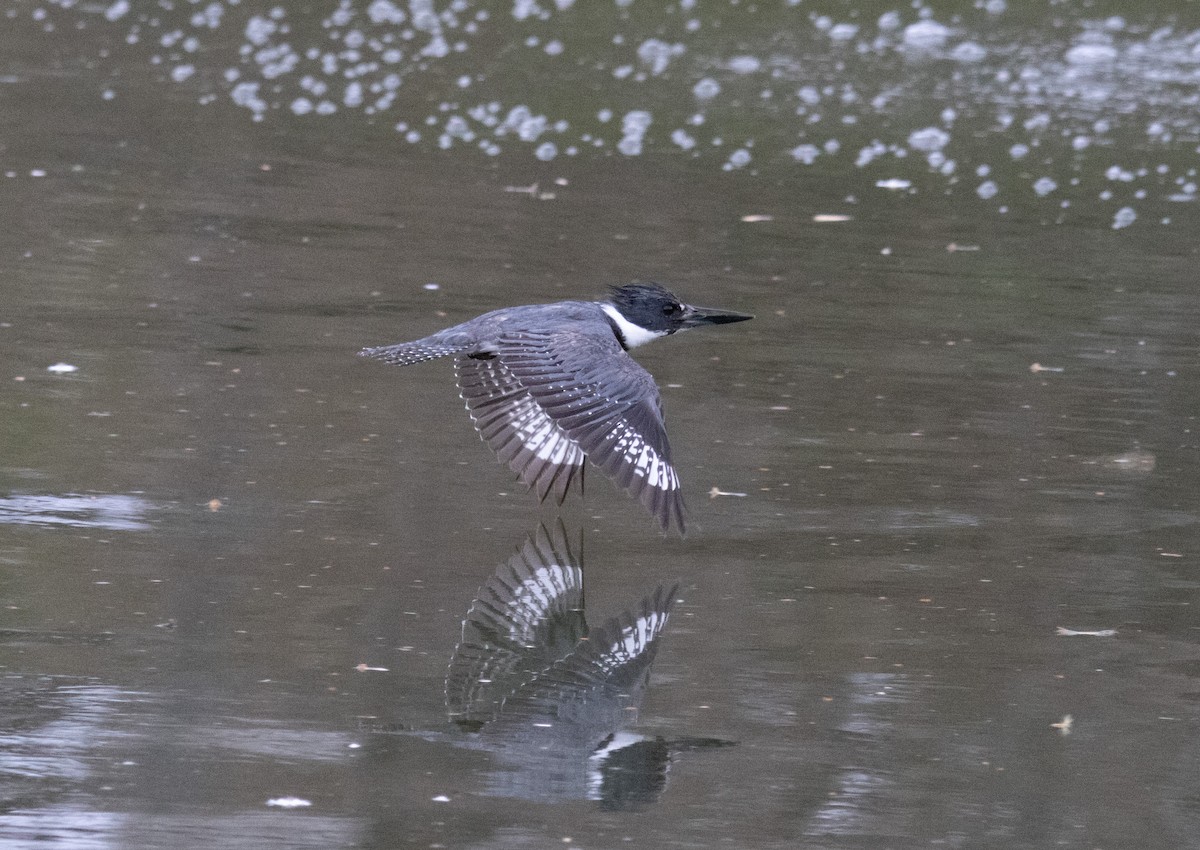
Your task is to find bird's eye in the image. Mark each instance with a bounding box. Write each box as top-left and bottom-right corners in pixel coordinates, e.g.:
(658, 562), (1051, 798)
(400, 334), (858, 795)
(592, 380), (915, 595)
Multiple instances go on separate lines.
(662, 303), (681, 316)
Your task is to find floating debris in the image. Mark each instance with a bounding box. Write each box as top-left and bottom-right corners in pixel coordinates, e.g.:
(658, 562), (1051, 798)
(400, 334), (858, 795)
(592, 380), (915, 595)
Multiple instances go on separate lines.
(1102, 451), (1155, 473)
(1050, 714), (1074, 735)
(266, 796), (312, 808)
(1056, 627), (1117, 637)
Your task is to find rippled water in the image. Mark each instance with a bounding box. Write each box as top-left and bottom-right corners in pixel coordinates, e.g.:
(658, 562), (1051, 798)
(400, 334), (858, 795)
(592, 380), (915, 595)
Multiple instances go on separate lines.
(2, 2), (1199, 849)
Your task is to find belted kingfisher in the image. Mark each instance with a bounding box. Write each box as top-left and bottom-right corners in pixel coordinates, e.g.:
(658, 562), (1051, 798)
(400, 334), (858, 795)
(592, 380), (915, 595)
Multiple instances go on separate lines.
(445, 523), (688, 805)
(359, 282), (752, 533)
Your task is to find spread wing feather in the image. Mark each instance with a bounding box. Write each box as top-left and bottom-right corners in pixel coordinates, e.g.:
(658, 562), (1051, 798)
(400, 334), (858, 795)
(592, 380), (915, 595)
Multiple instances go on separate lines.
(372, 322), (687, 533)
(493, 332), (686, 534)
(445, 522), (586, 728)
(455, 354), (585, 504)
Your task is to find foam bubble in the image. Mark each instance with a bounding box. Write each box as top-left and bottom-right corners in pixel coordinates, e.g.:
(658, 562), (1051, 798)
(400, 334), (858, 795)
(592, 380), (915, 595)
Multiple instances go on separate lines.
(951, 41), (987, 62)
(1112, 207), (1136, 229)
(671, 129), (696, 150)
(1065, 43), (1118, 65)
(637, 39), (683, 75)
(976, 180), (999, 199)
(903, 20), (951, 50)
(617, 110), (652, 155)
(1033, 177), (1057, 196)
(693, 77), (720, 99)
(907, 127), (950, 152)
(728, 55), (761, 74)
(791, 144), (820, 164)
(724, 148), (751, 170)
(104, 0), (130, 22)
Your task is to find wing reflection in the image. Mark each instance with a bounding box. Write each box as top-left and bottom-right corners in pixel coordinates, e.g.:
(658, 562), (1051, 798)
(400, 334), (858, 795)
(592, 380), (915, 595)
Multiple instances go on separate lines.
(444, 522), (723, 808)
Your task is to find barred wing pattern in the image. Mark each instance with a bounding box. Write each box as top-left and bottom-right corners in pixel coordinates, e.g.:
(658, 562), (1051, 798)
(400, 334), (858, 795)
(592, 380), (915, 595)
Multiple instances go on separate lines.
(363, 321), (688, 533)
(456, 354), (586, 505)
(485, 331), (686, 534)
(503, 582), (679, 722)
(445, 523), (585, 729)
(359, 338), (473, 366)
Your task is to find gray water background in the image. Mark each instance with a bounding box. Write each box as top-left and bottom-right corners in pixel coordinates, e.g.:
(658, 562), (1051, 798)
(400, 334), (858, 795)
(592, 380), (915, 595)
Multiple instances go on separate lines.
(1, 1), (1199, 847)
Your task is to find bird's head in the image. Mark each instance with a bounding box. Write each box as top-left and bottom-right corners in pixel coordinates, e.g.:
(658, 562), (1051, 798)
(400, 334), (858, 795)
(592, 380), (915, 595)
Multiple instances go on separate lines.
(605, 282), (753, 347)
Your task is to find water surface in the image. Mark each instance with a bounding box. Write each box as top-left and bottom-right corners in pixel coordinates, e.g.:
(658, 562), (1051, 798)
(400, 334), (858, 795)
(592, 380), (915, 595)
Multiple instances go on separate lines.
(1, 2), (1198, 848)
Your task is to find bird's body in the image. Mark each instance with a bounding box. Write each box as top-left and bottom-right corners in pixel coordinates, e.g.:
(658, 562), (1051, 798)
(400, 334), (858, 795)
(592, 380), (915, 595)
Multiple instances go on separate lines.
(360, 283), (752, 533)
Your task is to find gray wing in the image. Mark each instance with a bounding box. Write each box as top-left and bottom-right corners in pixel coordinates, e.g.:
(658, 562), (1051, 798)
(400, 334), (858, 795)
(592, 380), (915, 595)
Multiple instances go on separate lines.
(359, 337), (473, 366)
(505, 583), (678, 722)
(494, 330), (686, 535)
(455, 354), (587, 504)
(360, 319), (584, 503)
(445, 523), (586, 729)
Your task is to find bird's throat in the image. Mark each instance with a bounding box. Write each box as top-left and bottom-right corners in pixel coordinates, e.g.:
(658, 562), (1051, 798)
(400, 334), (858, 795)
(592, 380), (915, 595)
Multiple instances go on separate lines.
(600, 303), (669, 349)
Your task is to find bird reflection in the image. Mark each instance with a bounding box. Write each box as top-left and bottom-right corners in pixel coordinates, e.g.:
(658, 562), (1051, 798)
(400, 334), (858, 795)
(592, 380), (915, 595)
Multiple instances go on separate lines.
(444, 522), (725, 808)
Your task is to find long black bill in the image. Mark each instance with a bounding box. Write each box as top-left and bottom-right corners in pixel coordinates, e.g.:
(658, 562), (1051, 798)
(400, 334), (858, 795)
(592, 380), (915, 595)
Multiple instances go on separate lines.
(679, 304), (755, 328)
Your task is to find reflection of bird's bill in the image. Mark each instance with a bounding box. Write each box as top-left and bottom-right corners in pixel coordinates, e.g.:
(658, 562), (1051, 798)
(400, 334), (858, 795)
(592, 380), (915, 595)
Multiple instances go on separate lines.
(679, 304), (755, 328)
(586, 733), (739, 808)
(586, 731), (668, 804)
(437, 523), (745, 807)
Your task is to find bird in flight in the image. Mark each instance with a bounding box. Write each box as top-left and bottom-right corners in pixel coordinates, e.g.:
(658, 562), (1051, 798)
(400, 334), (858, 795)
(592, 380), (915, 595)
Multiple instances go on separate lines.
(359, 282), (752, 533)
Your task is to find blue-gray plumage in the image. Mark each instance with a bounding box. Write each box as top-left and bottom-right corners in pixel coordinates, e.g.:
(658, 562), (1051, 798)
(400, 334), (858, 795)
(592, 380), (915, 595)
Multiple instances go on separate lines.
(445, 523), (685, 805)
(447, 522), (677, 731)
(359, 282), (752, 534)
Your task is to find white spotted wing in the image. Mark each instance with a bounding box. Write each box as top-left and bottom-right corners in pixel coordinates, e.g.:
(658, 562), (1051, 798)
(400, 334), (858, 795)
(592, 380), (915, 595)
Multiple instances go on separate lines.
(480, 331), (686, 534)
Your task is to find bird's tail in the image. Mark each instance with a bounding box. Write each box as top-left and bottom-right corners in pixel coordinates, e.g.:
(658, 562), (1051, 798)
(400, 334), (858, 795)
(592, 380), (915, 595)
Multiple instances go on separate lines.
(358, 336), (471, 366)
